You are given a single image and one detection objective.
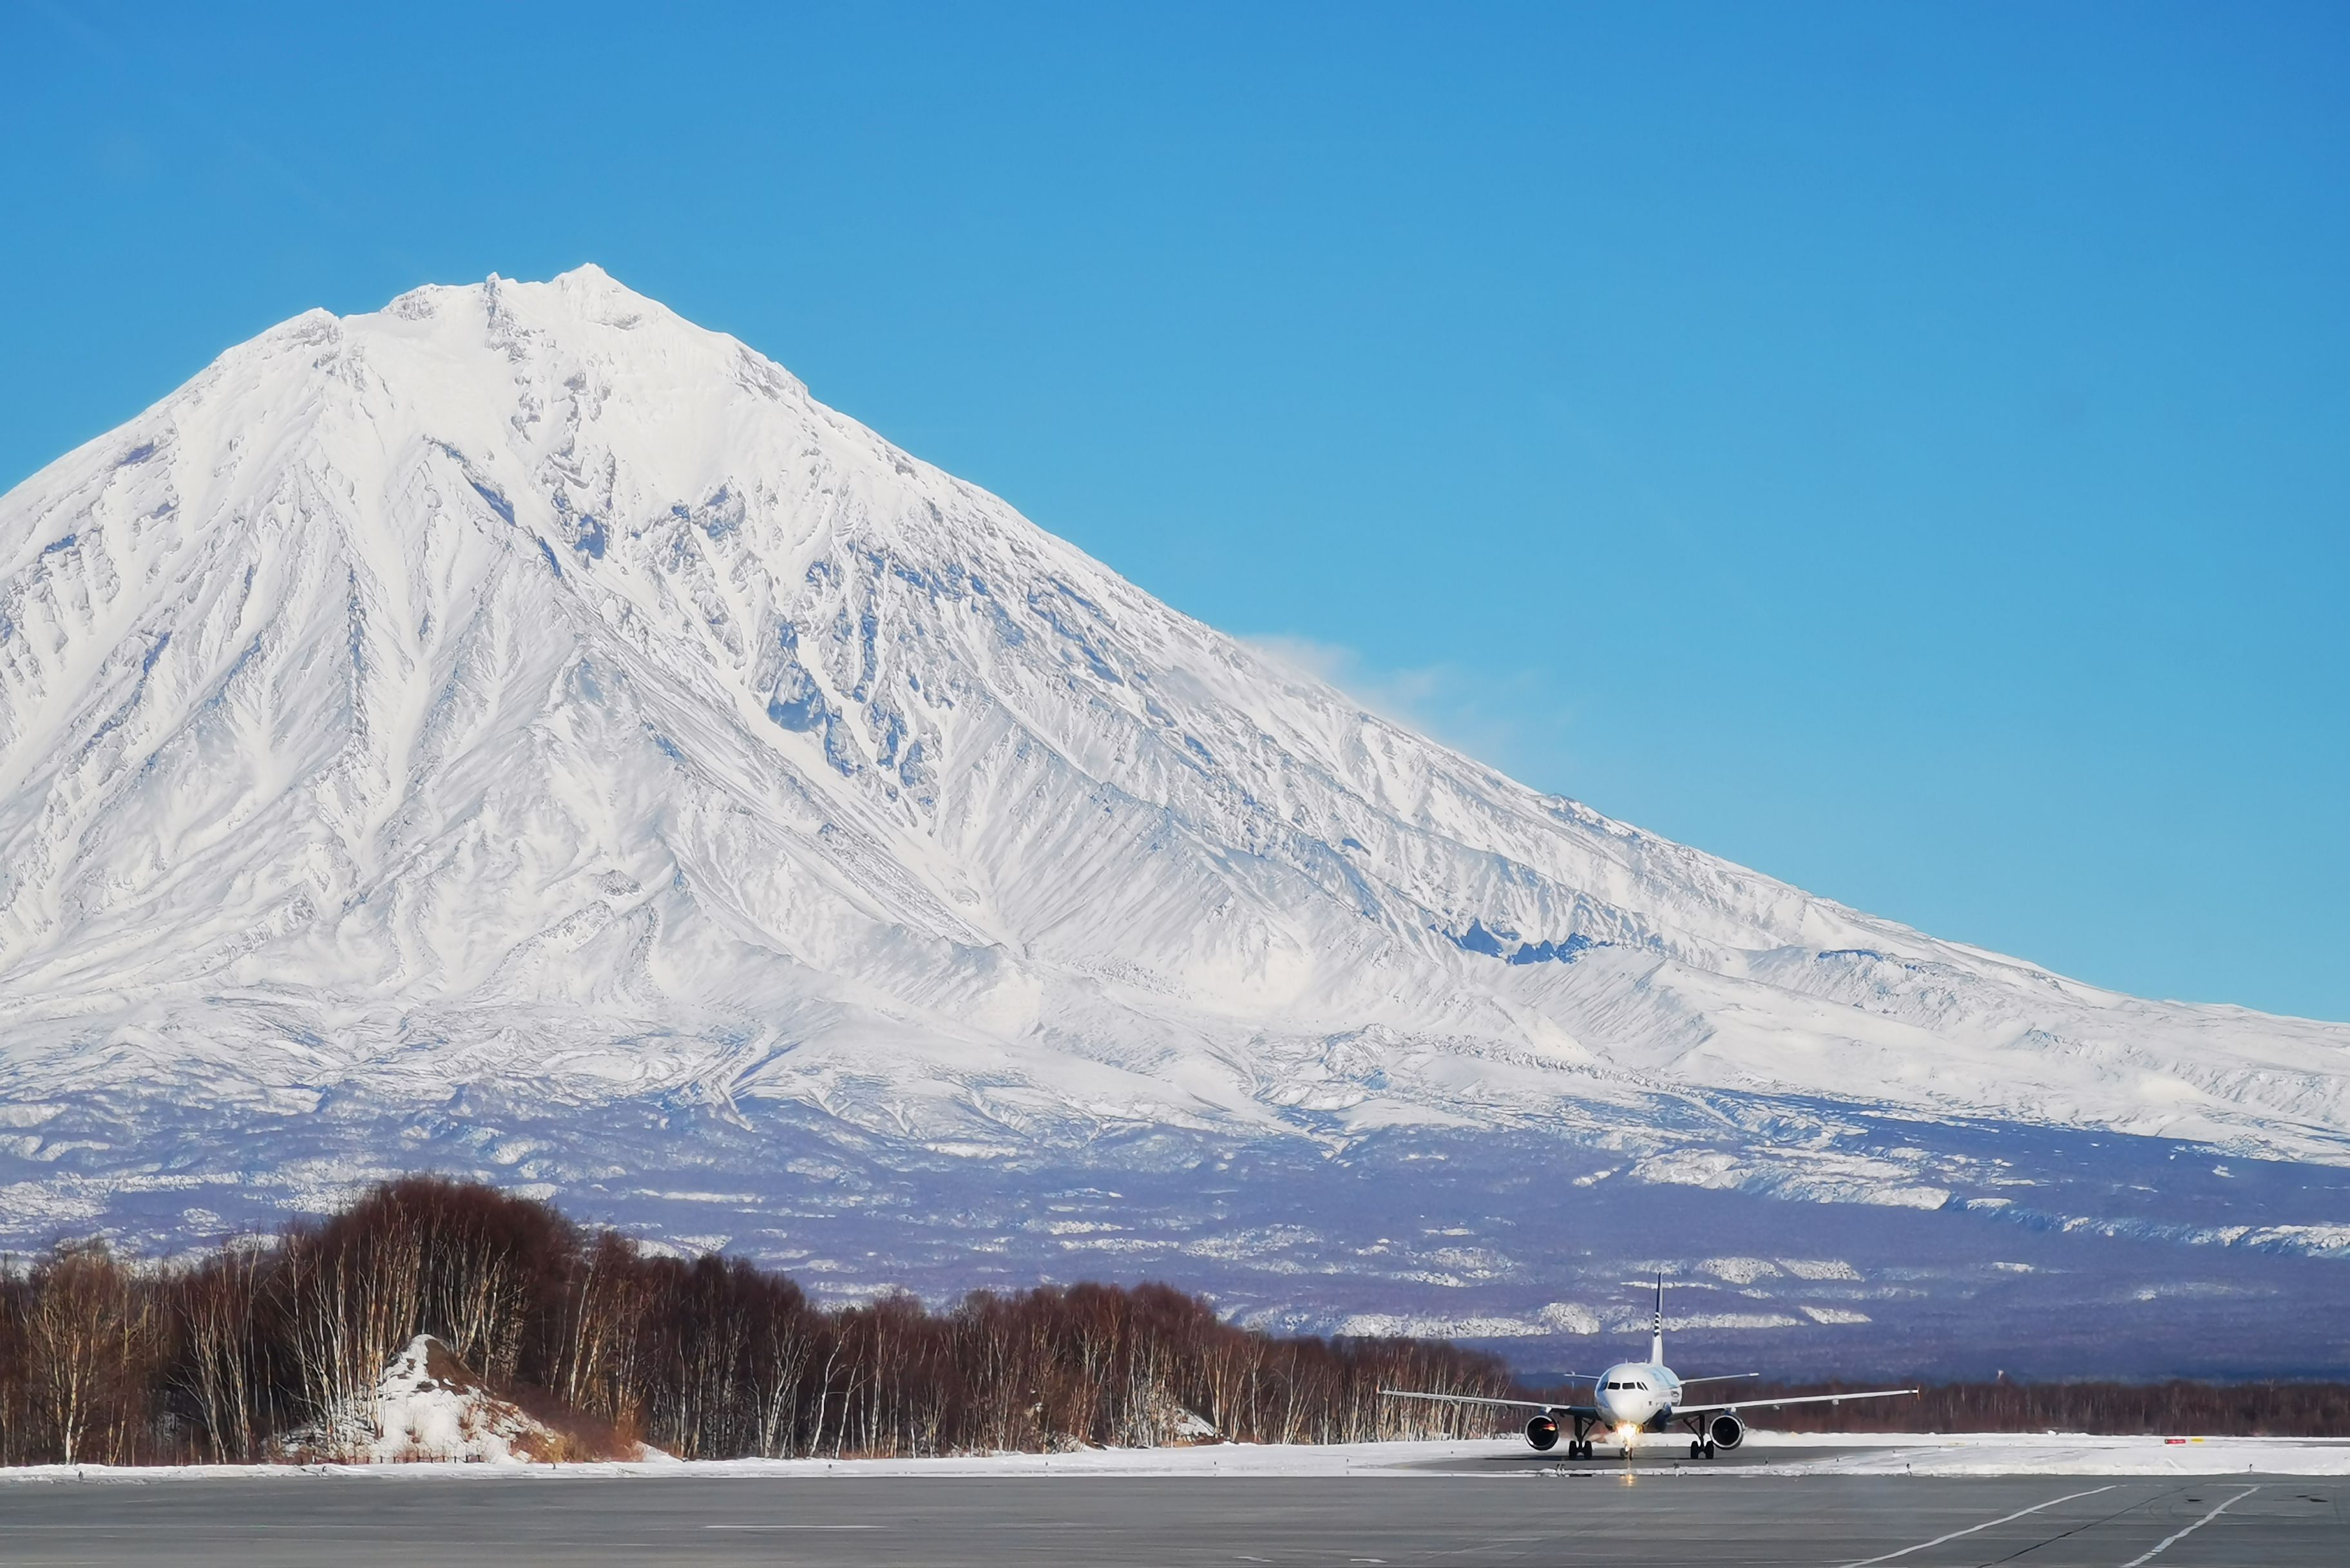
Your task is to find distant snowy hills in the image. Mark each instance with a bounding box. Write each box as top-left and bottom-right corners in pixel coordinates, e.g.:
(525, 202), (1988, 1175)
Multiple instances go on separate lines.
(3, 268), (2344, 1375)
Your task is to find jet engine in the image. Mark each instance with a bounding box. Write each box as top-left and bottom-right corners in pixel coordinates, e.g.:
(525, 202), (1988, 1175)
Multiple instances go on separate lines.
(1708, 1413), (1744, 1450)
(1525, 1415), (1560, 1451)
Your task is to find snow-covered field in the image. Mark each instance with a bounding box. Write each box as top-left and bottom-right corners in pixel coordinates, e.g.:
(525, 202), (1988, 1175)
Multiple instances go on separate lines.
(2, 1433), (2345, 1484)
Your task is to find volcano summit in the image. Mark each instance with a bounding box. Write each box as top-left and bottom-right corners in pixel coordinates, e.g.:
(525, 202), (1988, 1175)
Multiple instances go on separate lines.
(3, 269), (2344, 1374)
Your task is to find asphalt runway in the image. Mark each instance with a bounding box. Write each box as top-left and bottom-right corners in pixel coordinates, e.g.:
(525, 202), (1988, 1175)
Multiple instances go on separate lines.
(1395, 1441), (1887, 1474)
(0, 1473), (2339, 1567)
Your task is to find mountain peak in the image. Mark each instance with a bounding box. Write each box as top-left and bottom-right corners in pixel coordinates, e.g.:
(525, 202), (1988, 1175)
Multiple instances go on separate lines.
(388, 260), (652, 313)
(114, 266), (825, 539)
(477, 260), (671, 321)
(545, 259), (627, 292)
(1, 273), (2346, 1337)
(358, 264), (768, 390)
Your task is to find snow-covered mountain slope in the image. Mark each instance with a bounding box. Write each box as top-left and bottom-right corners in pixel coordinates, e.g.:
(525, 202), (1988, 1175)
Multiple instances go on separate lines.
(3, 263), (2342, 1155)
(1, 269), (2345, 1370)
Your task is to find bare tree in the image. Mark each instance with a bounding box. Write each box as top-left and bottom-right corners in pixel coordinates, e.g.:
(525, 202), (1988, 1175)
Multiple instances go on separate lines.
(19, 1241), (160, 1464)
(172, 1245), (270, 1462)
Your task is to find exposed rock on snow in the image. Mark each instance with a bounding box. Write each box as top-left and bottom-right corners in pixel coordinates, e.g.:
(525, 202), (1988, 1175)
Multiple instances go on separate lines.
(1167, 1406), (1219, 1442)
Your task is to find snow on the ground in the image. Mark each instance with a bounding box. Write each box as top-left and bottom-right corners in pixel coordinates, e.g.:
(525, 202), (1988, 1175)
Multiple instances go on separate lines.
(280, 1334), (633, 1464)
(3, 1433), (2344, 1482)
(342, 1334), (562, 1463)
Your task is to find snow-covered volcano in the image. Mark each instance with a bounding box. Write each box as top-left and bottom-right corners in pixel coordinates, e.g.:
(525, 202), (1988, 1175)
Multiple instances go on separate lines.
(3, 269), (2345, 1373)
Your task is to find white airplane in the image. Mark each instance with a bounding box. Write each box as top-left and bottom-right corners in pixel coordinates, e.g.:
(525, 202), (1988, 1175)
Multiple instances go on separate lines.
(1382, 1276), (1918, 1460)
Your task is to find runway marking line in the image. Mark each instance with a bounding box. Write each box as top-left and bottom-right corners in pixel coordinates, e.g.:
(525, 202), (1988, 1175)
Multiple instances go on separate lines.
(1835, 1485), (2117, 1568)
(706, 1524), (883, 1530)
(2118, 1486), (2259, 1567)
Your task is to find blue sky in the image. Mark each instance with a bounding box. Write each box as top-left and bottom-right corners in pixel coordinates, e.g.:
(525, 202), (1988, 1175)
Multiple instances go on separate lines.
(5, 3), (2345, 1020)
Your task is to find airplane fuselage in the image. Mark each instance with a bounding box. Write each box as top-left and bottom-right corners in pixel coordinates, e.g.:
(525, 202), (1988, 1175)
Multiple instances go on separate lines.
(1594, 1361), (1683, 1435)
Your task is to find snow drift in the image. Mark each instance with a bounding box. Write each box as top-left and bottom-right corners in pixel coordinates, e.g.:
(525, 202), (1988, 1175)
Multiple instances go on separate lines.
(297, 1334), (644, 1464)
(339, 1335), (562, 1464)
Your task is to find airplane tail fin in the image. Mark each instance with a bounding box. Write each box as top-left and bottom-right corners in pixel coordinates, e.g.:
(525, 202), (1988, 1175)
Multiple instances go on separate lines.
(1650, 1273), (1665, 1365)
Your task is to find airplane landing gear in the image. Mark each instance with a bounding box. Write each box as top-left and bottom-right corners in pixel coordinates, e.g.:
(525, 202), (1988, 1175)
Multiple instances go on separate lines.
(1566, 1439), (1592, 1460)
(1686, 1439), (1721, 1459)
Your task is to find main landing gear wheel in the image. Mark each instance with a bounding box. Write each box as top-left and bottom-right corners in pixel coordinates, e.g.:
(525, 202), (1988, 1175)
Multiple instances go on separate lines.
(1567, 1439), (1591, 1460)
(1688, 1440), (1702, 1458)
(1703, 1440), (1717, 1458)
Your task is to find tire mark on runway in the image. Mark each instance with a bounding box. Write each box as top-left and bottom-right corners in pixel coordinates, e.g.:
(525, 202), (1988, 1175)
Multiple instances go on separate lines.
(1835, 1486), (2117, 1567)
(1976, 1482), (2189, 1563)
(2117, 1486), (2259, 1567)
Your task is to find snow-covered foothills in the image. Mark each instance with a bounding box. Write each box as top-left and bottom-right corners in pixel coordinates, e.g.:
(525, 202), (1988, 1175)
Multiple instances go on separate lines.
(1, 267), (2346, 1373)
(2, 1435), (2346, 1482)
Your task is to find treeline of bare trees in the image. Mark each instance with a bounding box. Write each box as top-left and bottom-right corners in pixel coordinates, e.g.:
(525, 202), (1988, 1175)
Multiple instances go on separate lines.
(0, 1176), (1514, 1465)
(1666, 1380), (2350, 1437)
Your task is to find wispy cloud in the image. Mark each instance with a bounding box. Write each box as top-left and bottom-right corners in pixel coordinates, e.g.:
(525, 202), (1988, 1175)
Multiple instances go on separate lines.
(1239, 633), (1571, 789)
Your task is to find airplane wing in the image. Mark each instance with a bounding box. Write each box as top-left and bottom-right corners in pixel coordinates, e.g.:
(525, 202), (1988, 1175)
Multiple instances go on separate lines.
(1675, 1373), (1759, 1385)
(1673, 1388), (1920, 1415)
(1379, 1388), (1600, 1418)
